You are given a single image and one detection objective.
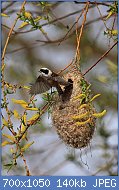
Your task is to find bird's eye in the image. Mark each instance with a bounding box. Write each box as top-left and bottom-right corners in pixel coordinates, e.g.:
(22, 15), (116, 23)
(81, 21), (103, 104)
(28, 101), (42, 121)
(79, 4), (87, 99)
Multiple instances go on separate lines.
(40, 69), (49, 74)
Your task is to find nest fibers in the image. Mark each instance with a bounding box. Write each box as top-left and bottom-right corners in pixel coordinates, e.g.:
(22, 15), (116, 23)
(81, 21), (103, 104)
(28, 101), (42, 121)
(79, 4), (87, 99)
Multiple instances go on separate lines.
(51, 64), (96, 149)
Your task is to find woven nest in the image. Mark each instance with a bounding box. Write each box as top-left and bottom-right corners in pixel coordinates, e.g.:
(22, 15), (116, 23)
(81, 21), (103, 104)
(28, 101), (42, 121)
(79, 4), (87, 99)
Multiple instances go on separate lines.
(51, 65), (96, 149)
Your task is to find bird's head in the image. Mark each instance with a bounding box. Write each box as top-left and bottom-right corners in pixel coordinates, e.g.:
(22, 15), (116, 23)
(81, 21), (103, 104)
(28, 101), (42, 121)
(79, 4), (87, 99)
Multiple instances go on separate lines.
(39, 68), (52, 77)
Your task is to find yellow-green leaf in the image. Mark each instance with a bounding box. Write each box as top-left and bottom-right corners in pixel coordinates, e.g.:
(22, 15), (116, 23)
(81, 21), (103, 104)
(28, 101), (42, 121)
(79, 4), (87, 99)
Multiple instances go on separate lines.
(10, 148), (15, 153)
(34, 16), (42, 22)
(24, 11), (32, 18)
(1, 13), (9, 17)
(106, 11), (113, 20)
(21, 126), (27, 140)
(12, 98), (28, 108)
(72, 112), (89, 120)
(23, 85), (30, 90)
(12, 98), (38, 110)
(76, 118), (91, 126)
(111, 29), (118, 36)
(90, 94), (101, 102)
(92, 110), (107, 118)
(97, 76), (108, 83)
(19, 22), (28, 29)
(73, 94), (86, 101)
(2, 118), (8, 126)
(21, 141), (34, 152)
(22, 114), (27, 126)
(13, 110), (20, 119)
(26, 107), (38, 111)
(27, 113), (40, 124)
(106, 60), (117, 74)
(2, 141), (13, 147)
(2, 134), (15, 142)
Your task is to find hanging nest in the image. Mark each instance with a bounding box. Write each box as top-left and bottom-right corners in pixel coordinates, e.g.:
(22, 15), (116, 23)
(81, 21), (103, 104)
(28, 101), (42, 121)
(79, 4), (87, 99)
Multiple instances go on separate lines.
(51, 64), (97, 149)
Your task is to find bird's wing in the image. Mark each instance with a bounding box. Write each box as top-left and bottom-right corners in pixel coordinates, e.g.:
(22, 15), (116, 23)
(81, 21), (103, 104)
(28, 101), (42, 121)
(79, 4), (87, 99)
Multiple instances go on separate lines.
(29, 76), (51, 95)
(50, 73), (69, 86)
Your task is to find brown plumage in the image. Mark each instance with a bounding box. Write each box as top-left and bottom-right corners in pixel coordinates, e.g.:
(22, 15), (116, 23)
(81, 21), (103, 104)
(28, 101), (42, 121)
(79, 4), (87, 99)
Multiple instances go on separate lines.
(29, 68), (71, 95)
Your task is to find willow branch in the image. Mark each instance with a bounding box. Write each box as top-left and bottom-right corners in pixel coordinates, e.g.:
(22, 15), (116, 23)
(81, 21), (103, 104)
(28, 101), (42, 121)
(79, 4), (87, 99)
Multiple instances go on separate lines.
(83, 41), (118, 76)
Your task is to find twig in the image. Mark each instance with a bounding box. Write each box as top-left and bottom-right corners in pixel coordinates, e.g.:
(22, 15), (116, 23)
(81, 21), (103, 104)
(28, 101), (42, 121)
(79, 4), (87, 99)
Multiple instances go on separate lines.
(58, 7), (85, 45)
(1, 1), (26, 135)
(83, 41), (118, 76)
(1, 0), (26, 65)
(17, 102), (50, 142)
(95, 2), (108, 30)
(6, 15), (108, 55)
(75, 2), (89, 62)
(20, 151), (31, 176)
(58, 59), (74, 75)
(58, 3), (89, 75)
(74, 1), (110, 7)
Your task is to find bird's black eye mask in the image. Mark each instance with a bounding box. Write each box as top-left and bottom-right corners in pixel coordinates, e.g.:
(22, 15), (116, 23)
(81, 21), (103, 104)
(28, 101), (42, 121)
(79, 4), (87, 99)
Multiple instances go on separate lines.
(40, 69), (49, 74)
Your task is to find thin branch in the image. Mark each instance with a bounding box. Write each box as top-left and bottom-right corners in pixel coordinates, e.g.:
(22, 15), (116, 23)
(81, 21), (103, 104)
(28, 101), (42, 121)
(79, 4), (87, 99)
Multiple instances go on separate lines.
(1, 0), (26, 135)
(83, 41), (118, 76)
(6, 15), (108, 55)
(58, 2), (89, 74)
(75, 2), (89, 61)
(74, 1), (111, 7)
(58, 2), (87, 45)
(1, 0), (26, 69)
(20, 151), (31, 176)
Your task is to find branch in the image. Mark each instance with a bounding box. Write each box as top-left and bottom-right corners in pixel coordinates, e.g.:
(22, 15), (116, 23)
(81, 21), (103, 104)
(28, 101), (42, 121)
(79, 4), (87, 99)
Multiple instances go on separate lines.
(83, 41), (118, 76)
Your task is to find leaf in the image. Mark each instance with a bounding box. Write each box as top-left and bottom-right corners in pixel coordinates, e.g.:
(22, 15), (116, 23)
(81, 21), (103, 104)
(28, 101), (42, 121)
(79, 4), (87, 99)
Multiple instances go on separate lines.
(106, 11), (113, 20)
(20, 114), (27, 139)
(12, 98), (28, 108)
(39, 27), (47, 34)
(106, 60), (117, 74)
(72, 112), (89, 120)
(97, 76), (108, 83)
(4, 162), (14, 173)
(1, 13), (9, 17)
(22, 114), (27, 126)
(12, 98), (38, 110)
(19, 21), (28, 29)
(23, 85), (30, 90)
(27, 113), (40, 124)
(111, 30), (118, 36)
(90, 94), (101, 102)
(13, 110), (20, 119)
(26, 107), (38, 111)
(92, 110), (107, 118)
(34, 16), (42, 22)
(4, 163), (13, 167)
(2, 141), (13, 147)
(21, 141), (34, 152)
(10, 148), (15, 153)
(73, 94), (86, 101)
(2, 134), (15, 142)
(76, 118), (91, 126)
(24, 11), (32, 18)
(12, 98), (27, 105)
(2, 117), (8, 126)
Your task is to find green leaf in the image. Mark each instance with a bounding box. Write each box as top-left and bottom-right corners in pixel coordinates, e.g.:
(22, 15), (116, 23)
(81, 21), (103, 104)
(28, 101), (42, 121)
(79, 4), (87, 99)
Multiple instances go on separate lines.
(21, 141), (34, 152)
(4, 163), (13, 167)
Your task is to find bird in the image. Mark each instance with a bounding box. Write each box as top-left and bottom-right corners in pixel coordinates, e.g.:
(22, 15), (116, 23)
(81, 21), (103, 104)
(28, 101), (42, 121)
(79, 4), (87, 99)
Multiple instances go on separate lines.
(29, 68), (72, 96)
(61, 79), (73, 102)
